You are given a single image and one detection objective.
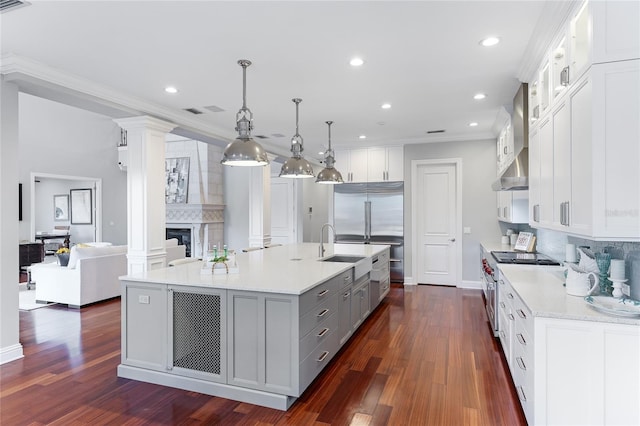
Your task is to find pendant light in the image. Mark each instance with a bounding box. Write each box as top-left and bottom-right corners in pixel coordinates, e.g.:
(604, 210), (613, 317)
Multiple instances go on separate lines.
(279, 98), (315, 178)
(221, 59), (269, 166)
(315, 121), (344, 184)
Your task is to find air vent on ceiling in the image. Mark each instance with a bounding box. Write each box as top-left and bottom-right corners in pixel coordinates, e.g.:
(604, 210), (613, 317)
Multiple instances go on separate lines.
(426, 129), (446, 134)
(0, 0), (30, 13)
(203, 105), (225, 113)
(254, 135), (268, 139)
(184, 108), (204, 115)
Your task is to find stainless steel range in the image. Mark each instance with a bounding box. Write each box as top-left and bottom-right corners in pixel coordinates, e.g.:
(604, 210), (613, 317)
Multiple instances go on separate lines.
(481, 246), (560, 336)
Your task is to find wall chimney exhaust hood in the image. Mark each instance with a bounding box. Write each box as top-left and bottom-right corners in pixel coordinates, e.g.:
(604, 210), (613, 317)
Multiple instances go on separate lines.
(492, 83), (529, 191)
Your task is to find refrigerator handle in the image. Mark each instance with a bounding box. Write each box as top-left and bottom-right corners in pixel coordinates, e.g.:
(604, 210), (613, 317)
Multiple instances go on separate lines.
(364, 201), (371, 240)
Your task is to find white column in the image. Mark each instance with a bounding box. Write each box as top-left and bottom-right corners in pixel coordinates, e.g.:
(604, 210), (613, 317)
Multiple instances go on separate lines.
(114, 116), (176, 274)
(0, 77), (24, 364)
(248, 162), (272, 248)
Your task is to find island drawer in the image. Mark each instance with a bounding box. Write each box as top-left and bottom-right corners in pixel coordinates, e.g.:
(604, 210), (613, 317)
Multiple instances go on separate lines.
(299, 294), (339, 338)
(299, 270), (352, 314)
(299, 329), (339, 392)
(299, 311), (338, 361)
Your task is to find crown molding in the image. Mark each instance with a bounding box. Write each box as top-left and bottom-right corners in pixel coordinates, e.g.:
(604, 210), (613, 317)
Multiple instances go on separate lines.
(516, 1), (582, 82)
(0, 53), (238, 145)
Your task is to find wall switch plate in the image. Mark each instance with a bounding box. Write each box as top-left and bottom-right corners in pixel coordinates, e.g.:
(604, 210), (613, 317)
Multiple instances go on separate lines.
(463, 227), (471, 234)
(138, 295), (150, 304)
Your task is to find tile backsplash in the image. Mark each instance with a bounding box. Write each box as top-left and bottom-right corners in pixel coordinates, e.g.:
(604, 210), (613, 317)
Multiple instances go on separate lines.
(535, 228), (640, 300)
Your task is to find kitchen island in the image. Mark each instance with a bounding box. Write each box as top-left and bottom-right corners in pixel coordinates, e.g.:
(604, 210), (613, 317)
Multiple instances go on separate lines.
(117, 243), (390, 410)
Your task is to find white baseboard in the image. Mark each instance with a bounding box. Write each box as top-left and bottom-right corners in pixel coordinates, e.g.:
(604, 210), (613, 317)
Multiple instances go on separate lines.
(459, 280), (482, 290)
(0, 343), (24, 365)
(403, 276), (416, 285)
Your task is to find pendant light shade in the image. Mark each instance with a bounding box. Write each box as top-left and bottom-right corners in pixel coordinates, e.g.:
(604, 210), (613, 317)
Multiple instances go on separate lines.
(316, 121), (344, 184)
(221, 59), (269, 166)
(280, 98), (315, 178)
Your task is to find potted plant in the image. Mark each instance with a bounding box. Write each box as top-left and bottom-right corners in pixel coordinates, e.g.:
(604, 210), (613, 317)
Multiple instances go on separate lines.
(56, 247), (70, 267)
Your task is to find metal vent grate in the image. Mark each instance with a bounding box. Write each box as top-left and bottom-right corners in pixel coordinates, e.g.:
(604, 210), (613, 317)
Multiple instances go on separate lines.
(172, 291), (221, 375)
(184, 107), (204, 115)
(0, 0), (30, 13)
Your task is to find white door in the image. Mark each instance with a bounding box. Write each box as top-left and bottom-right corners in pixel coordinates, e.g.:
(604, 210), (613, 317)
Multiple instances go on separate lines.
(270, 178), (296, 245)
(414, 162), (458, 285)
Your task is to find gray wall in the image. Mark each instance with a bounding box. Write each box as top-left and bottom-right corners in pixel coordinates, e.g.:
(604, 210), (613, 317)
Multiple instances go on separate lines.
(223, 166), (251, 250)
(404, 138), (502, 283)
(18, 93), (127, 245)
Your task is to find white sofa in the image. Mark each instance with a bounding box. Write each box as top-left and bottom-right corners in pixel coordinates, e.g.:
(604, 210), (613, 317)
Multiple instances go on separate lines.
(31, 244), (128, 308)
(30, 240), (186, 308)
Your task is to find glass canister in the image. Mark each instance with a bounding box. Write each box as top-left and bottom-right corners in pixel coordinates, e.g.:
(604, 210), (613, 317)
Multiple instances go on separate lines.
(595, 252), (612, 295)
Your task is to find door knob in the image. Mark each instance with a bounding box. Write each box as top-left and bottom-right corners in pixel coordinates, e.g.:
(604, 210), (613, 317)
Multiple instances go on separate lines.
(449, 238), (456, 242)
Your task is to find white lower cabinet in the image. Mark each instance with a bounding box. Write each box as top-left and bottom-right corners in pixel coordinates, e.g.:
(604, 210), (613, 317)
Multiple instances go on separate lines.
(498, 274), (640, 425)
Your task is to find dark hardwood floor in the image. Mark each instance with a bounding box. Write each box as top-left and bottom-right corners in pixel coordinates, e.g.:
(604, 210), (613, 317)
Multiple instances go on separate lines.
(1, 284), (526, 425)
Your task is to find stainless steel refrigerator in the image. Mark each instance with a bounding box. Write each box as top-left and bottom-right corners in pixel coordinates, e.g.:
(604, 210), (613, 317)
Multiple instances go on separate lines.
(333, 182), (404, 282)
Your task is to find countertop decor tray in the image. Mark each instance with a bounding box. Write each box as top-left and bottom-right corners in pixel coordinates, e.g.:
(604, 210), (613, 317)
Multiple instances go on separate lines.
(584, 296), (640, 318)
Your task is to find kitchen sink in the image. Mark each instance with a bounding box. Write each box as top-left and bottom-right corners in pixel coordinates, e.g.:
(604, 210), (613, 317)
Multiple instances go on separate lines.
(320, 255), (365, 263)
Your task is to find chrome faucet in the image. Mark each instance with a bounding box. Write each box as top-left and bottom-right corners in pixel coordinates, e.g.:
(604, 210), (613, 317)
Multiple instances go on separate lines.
(319, 223), (336, 257)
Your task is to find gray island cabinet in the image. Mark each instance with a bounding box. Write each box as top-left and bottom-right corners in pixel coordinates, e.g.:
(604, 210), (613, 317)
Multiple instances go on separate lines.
(118, 243), (390, 410)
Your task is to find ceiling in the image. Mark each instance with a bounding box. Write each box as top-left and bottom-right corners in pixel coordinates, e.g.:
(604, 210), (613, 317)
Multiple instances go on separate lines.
(1, 1), (566, 163)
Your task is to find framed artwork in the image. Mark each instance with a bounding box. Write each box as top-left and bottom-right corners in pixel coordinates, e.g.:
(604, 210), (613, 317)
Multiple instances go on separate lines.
(70, 188), (92, 224)
(165, 157), (190, 204)
(54, 194), (69, 221)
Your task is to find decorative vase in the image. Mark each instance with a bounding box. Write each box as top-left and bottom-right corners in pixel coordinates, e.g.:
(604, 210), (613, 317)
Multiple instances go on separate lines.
(57, 253), (70, 267)
(594, 252), (612, 295)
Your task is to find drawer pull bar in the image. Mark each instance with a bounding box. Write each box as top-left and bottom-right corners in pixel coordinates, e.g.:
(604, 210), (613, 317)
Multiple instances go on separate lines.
(317, 351), (329, 362)
(317, 328), (329, 337)
(517, 386), (527, 402)
(317, 309), (329, 318)
(516, 356), (527, 371)
(516, 309), (526, 319)
(499, 302), (506, 309)
(516, 333), (527, 345)
(507, 293), (514, 300)
(343, 292), (350, 299)
(317, 289), (329, 297)
(508, 314), (515, 321)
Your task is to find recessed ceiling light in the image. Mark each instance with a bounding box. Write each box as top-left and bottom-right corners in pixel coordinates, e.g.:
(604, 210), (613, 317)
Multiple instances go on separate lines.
(480, 37), (500, 47)
(318, 151), (324, 155)
(473, 93), (487, 100)
(165, 86), (178, 94)
(359, 135), (367, 139)
(350, 57), (364, 67)
(381, 103), (391, 109)
(469, 122), (479, 127)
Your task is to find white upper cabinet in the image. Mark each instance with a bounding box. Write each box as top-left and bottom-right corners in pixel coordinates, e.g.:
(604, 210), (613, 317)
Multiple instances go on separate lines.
(334, 148), (367, 183)
(527, 0), (639, 240)
(335, 146), (403, 183)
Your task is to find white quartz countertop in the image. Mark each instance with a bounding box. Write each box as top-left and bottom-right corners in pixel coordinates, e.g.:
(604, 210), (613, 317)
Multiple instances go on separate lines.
(498, 264), (640, 326)
(481, 240), (517, 254)
(120, 243), (389, 295)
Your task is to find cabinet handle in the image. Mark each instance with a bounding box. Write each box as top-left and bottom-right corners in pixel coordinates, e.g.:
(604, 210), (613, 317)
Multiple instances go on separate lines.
(516, 309), (526, 319)
(533, 204), (540, 222)
(317, 309), (329, 318)
(516, 333), (527, 346)
(317, 289), (328, 298)
(565, 201), (570, 226)
(499, 331), (506, 340)
(317, 351), (329, 362)
(533, 105), (540, 120)
(508, 313), (515, 321)
(517, 386), (527, 402)
(343, 291), (350, 299)
(516, 356), (527, 371)
(499, 302), (506, 309)
(498, 280), (504, 287)
(560, 66), (570, 86)
(317, 327), (329, 337)
(507, 293), (514, 300)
